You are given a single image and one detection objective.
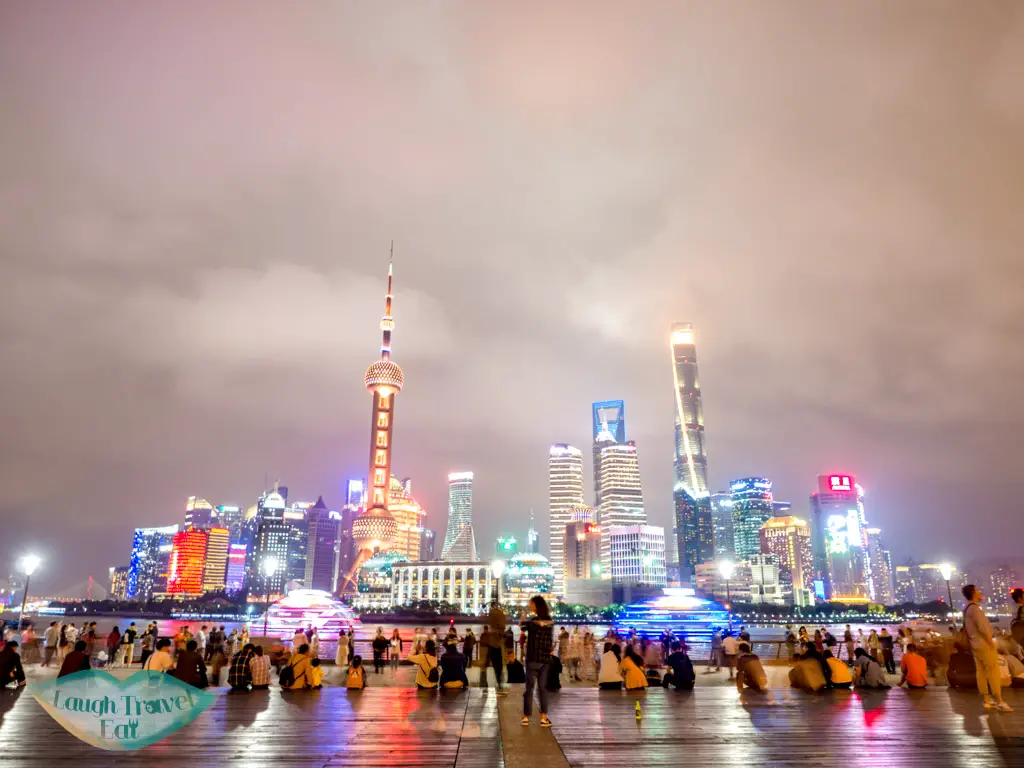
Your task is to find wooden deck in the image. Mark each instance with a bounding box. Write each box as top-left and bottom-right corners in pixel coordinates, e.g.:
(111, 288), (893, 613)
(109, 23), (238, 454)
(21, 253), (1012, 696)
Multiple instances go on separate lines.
(1, 684), (1021, 766)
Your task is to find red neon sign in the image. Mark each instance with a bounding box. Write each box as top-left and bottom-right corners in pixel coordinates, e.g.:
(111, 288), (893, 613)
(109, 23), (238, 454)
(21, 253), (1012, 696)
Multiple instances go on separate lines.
(818, 474), (855, 494)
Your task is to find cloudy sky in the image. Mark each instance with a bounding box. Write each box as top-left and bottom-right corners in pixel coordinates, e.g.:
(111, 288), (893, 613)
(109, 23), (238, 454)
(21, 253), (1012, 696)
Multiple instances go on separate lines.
(2, 2), (1023, 592)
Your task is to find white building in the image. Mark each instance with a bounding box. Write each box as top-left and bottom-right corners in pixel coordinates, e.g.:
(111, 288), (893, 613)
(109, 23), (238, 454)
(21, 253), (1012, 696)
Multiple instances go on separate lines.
(441, 472), (474, 560)
(607, 525), (665, 587)
(391, 561), (498, 614)
(748, 553), (786, 605)
(548, 444), (585, 595)
(598, 443), (646, 577)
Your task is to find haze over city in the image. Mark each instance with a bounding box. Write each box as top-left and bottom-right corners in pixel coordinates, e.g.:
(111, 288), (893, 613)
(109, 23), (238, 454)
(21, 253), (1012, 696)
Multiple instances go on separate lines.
(2, 1), (1023, 592)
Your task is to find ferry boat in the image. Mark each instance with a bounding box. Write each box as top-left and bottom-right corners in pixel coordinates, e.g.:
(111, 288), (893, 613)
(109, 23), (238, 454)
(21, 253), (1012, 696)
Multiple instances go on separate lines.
(257, 589), (361, 636)
(613, 588), (730, 644)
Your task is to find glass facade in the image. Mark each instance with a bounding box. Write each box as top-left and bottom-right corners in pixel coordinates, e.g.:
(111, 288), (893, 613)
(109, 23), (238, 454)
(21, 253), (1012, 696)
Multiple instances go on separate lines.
(598, 442), (646, 578)
(731, 478), (774, 560)
(548, 444), (585, 593)
(442, 472), (474, 560)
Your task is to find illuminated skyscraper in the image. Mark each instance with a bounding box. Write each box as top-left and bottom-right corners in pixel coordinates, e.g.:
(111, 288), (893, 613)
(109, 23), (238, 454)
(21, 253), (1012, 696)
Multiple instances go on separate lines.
(108, 566), (130, 601)
(710, 492), (734, 559)
(184, 497), (215, 529)
(548, 444), (585, 593)
(607, 525), (666, 587)
(809, 474), (871, 600)
(563, 521), (602, 592)
(388, 476), (426, 561)
(670, 323), (713, 579)
(224, 544), (247, 594)
(731, 478), (774, 560)
(168, 528), (209, 595)
(442, 472), (475, 560)
(248, 488), (290, 602)
(202, 527), (230, 593)
(349, 253), (402, 580)
(305, 496), (342, 593)
(865, 528), (895, 605)
(598, 442), (646, 578)
(760, 516), (814, 605)
(526, 510), (539, 554)
(592, 400), (626, 508)
(127, 524), (179, 601)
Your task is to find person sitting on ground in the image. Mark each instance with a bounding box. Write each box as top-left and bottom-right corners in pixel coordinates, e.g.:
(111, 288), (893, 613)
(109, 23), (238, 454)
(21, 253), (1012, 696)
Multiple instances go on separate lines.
(249, 646), (271, 690)
(790, 650), (828, 692)
(58, 640), (92, 678)
(853, 647), (889, 689)
(173, 639), (208, 688)
(0, 641), (25, 689)
(800, 641), (833, 688)
(144, 638), (174, 675)
(736, 643), (768, 692)
(283, 643), (311, 690)
(309, 658), (324, 689)
(824, 650), (853, 689)
(407, 640), (440, 690)
(346, 656), (366, 690)
(227, 643), (256, 691)
(899, 643), (928, 689)
(663, 642), (695, 691)
(599, 642), (623, 690)
(439, 642), (469, 690)
(506, 652), (526, 684)
(621, 648), (648, 691)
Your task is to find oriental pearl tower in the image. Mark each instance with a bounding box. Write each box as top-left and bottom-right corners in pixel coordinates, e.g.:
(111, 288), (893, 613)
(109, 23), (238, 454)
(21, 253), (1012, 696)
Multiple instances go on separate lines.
(346, 249), (403, 586)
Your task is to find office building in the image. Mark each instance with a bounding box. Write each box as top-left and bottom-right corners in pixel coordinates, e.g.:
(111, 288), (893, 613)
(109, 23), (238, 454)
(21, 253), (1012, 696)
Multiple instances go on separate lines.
(748, 553), (786, 605)
(989, 565), (1019, 609)
(284, 504), (309, 584)
(711, 492), (734, 559)
(217, 504), (243, 532)
(670, 323), (713, 581)
(391, 561), (500, 613)
(248, 488), (291, 602)
(108, 566), (130, 601)
(548, 444), (585, 592)
(127, 524), (179, 601)
(592, 399), (626, 508)
(598, 442), (646, 577)
(442, 472), (474, 560)
(563, 521), (602, 591)
(337, 479), (365, 579)
(503, 553), (557, 607)
(202, 527), (230, 593)
(305, 496), (342, 593)
(389, 476), (426, 561)
(350, 256), (402, 576)
(760, 516), (814, 606)
(607, 525), (666, 587)
(224, 544), (247, 594)
(731, 478), (775, 560)
(184, 497), (216, 529)
(694, 561), (752, 604)
(865, 528), (895, 605)
(167, 528), (208, 595)
(808, 473), (872, 600)
(894, 560), (966, 605)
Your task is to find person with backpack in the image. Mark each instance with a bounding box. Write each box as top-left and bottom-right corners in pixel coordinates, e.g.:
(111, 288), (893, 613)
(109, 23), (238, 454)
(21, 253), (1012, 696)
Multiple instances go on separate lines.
(346, 656), (366, 689)
(281, 643), (311, 690)
(962, 584), (1013, 711)
(408, 639), (440, 690)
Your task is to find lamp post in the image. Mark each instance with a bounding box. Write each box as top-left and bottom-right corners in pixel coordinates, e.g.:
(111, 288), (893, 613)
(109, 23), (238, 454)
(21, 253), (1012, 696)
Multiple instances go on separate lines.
(491, 559), (505, 609)
(718, 559), (735, 631)
(939, 562), (955, 625)
(16, 555), (41, 632)
(262, 555), (279, 637)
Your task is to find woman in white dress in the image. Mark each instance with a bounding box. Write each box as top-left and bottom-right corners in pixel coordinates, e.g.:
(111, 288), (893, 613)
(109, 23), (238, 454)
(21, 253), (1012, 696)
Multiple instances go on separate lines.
(335, 629), (349, 671)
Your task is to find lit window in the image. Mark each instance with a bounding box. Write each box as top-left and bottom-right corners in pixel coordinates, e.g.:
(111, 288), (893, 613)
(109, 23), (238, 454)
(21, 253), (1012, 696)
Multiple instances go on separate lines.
(378, 393), (390, 409)
(377, 412), (389, 429)
(373, 489), (385, 505)
(376, 431), (388, 448)
(375, 450), (388, 467)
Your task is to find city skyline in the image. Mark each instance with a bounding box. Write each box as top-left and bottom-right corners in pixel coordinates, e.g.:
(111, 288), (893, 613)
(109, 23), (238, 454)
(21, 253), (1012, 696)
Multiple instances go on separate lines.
(3, 3), (1023, 591)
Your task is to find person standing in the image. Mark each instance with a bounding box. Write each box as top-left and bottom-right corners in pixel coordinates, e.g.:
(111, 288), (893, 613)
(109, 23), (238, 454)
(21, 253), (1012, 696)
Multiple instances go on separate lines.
(963, 584), (1013, 711)
(105, 627), (121, 667)
(557, 627), (570, 679)
(488, 602), (508, 693)
(461, 628), (475, 671)
(722, 632), (740, 680)
(372, 628), (388, 674)
(310, 629), (320, 660)
(520, 596), (554, 727)
(568, 626), (583, 682)
(390, 629), (402, 672)
(879, 629), (896, 674)
(336, 629), (350, 672)
(139, 631), (155, 670)
(118, 623), (138, 668)
(195, 625), (207, 659)
(42, 622), (60, 667)
(843, 626), (855, 663)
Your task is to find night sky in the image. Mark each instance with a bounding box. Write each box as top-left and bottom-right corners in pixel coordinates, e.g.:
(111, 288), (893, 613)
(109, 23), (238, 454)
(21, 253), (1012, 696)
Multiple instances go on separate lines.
(2, 2), (1023, 593)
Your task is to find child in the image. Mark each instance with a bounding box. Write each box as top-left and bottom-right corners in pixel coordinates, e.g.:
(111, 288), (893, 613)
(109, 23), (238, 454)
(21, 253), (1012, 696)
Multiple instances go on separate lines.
(309, 658), (324, 689)
(346, 655), (366, 690)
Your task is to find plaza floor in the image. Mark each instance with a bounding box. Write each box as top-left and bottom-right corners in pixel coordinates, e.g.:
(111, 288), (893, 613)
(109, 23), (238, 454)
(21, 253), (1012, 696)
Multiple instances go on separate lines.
(2, 670), (1022, 767)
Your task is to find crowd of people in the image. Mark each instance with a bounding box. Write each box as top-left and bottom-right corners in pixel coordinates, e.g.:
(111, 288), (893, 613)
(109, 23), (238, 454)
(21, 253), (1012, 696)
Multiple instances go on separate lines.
(2, 585), (1022, 717)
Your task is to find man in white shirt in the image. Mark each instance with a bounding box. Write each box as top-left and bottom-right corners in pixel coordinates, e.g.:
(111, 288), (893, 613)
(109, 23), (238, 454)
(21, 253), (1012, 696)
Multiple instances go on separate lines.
(722, 632), (740, 680)
(195, 625), (207, 657)
(143, 639), (174, 674)
(963, 584), (1013, 712)
(43, 622), (61, 667)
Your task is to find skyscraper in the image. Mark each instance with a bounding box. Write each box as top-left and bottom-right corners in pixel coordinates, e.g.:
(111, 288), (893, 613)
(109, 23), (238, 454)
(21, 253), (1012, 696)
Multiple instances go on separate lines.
(349, 253), (402, 580)
(562, 521), (601, 592)
(305, 496), (342, 593)
(225, 544), (247, 594)
(548, 444), (585, 593)
(526, 511), (539, 554)
(248, 488), (291, 602)
(760, 516), (814, 605)
(108, 566), (130, 601)
(592, 400), (626, 508)
(389, 476), (427, 561)
(988, 565), (1018, 609)
(442, 472), (474, 560)
(670, 323), (713, 580)
(127, 524), (179, 601)
(285, 504), (309, 584)
(809, 474), (870, 600)
(184, 497), (215, 529)
(731, 478), (774, 560)
(168, 528), (208, 595)
(865, 528), (895, 605)
(607, 525), (666, 587)
(597, 441), (646, 578)
(202, 527), (230, 594)
(710, 492), (734, 559)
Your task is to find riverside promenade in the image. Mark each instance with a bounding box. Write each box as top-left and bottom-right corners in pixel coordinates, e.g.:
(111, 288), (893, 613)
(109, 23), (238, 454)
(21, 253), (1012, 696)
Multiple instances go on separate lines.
(1, 669), (1022, 767)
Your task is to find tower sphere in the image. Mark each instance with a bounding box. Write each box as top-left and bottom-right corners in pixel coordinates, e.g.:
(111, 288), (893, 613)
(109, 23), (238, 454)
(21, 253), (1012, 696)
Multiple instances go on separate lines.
(365, 360), (404, 392)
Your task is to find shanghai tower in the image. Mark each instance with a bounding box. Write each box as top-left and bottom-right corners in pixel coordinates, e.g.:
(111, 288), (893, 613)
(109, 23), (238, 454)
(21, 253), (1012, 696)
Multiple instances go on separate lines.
(670, 323), (714, 579)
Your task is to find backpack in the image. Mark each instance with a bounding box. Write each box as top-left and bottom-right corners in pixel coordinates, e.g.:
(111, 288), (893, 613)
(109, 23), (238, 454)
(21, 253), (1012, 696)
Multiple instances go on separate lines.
(279, 660), (297, 687)
(418, 657), (439, 683)
(956, 606), (976, 652)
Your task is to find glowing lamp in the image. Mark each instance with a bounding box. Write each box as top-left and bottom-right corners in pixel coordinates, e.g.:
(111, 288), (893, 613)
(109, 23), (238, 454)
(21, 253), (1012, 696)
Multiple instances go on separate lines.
(718, 560), (735, 581)
(939, 563), (953, 581)
(21, 554), (41, 577)
(491, 559), (505, 578)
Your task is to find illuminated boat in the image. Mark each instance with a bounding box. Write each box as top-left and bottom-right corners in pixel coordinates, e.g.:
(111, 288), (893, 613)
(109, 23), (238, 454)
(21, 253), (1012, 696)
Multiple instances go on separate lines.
(613, 588), (730, 644)
(257, 589), (362, 636)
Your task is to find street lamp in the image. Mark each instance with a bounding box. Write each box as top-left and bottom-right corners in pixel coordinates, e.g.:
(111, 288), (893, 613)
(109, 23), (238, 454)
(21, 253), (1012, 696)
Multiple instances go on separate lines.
(939, 562), (955, 625)
(718, 559), (735, 630)
(491, 559), (505, 607)
(262, 555), (279, 637)
(16, 554), (41, 632)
